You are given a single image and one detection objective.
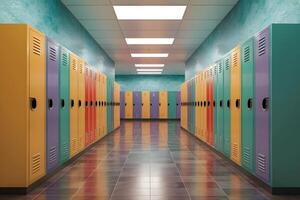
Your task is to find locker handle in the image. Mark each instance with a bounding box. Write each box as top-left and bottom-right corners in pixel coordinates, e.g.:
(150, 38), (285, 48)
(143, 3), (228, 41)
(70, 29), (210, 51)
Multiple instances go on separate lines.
(85, 101), (88, 107)
(227, 100), (230, 108)
(235, 99), (240, 108)
(200, 101), (203, 107)
(142, 103), (144, 106)
(159, 103), (161, 106)
(213, 101), (216, 107)
(247, 98), (253, 109)
(71, 99), (75, 108)
(150, 103), (152, 106)
(220, 100), (223, 108)
(95, 101), (98, 106)
(125, 103), (127, 106)
(78, 100), (82, 107)
(204, 101), (206, 107)
(48, 99), (53, 109)
(262, 97), (269, 111)
(168, 103), (170, 106)
(133, 103), (135, 106)
(99, 101), (101, 106)
(177, 103), (179, 106)
(30, 97), (37, 110)
(61, 99), (65, 108)
(90, 101), (93, 106)
(207, 101), (210, 107)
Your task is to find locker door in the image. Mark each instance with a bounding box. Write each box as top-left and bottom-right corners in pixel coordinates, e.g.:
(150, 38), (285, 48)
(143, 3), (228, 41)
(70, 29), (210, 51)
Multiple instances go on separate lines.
(159, 91), (168, 119)
(120, 91), (125, 119)
(203, 71), (207, 142)
(142, 91), (150, 119)
(77, 58), (85, 151)
(111, 80), (114, 131)
(69, 52), (78, 157)
(230, 47), (242, 165)
(195, 75), (200, 138)
(224, 55), (231, 158)
(96, 72), (101, 139)
(114, 83), (120, 128)
(241, 38), (255, 172)
(255, 28), (270, 182)
(168, 91), (177, 119)
(133, 91), (142, 119)
(183, 83), (188, 129)
(176, 91), (181, 119)
(206, 69), (211, 143)
(103, 75), (107, 135)
(191, 80), (195, 134)
(180, 85), (185, 128)
(91, 70), (96, 140)
(59, 47), (70, 164)
(150, 92), (159, 119)
(217, 60), (224, 153)
(187, 81), (191, 132)
(199, 73), (204, 140)
(125, 91), (133, 119)
(106, 78), (112, 132)
(208, 67), (214, 146)
(29, 28), (46, 183)
(99, 73), (103, 137)
(213, 64), (218, 148)
(85, 67), (90, 146)
(46, 39), (59, 172)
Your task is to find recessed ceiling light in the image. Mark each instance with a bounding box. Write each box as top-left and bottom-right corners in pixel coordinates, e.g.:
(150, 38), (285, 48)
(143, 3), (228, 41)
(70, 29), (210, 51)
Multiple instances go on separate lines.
(135, 64), (165, 68)
(136, 69), (163, 72)
(113, 6), (187, 20)
(137, 72), (162, 75)
(126, 38), (174, 45)
(131, 53), (169, 58)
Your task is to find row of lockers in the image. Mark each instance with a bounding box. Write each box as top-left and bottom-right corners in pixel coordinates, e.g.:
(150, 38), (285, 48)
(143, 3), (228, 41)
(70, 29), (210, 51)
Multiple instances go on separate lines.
(181, 24), (300, 188)
(0, 24), (120, 188)
(121, 91), (181, 119)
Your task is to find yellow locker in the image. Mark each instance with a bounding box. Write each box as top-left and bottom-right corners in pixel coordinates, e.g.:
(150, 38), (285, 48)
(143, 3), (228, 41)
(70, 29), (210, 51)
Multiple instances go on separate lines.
(70, 52), (79, 157)
(103, 74), (107, 135)
(159, 91), (168, 119)
(96, 71), (101, 140)
(0, 25), (46, 187)
(125, 91), (133, 119)
(230, 46), (242, 165)
(77, 58), (85, 151)
(142, 91), (150, 119)
(114, 82), (120, 129)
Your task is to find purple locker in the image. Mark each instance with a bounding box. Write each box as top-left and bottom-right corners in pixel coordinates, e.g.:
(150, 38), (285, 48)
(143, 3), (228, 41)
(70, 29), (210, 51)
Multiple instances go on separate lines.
(176, 91), (181, 119)
(150, 92), (159, 119)
(255, 27), (270, 182)
(46, 39), (59, 172)
(133, 91), (142, 119)
(120, 91), (125, 119)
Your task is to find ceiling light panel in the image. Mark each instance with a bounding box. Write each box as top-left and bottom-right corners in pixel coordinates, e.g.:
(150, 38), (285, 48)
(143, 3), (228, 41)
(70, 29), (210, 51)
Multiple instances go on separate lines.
(125, 38), (174, 45)
(113, 6), (187, 20)
(131, 53), (169, 58)
(137, 72), (162, 75)
(135, 64), (165, 67)
(136, 69), (163, 72)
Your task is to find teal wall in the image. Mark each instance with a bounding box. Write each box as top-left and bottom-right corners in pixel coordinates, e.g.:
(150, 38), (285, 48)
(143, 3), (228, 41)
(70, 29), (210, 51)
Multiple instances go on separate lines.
(186, 0), (300, 80)
(116, 75), (185, 91)
(0, 0), (114, 80)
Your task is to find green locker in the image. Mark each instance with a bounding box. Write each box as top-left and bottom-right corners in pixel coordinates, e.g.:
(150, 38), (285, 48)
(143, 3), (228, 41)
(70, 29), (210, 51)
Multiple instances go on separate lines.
(217, 60), (224, 153)
(224, 55), (231, 158)
(213, 64), (218, 148)
(191, 78), (195, 134)
(241, 38), (255, 173)
(107, 78), (112, 133)
(59, 47), (70, 163)
(168, 91), (177, 119)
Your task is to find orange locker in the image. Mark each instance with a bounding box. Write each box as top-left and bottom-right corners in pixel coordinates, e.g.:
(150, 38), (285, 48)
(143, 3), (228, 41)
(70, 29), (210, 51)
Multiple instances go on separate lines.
(96, 71), (101, 140)
(91, 70), (96, 142)
(230, 46), (242, 165)
(77, 58), (85, 151)
(102, 74), (107, 135)
(180, 82), (188, 130)
(114, 83), (120, 129)
(69, 52), (79, 157)
(125, 91), (133, 119)
(0, 25), (46, 187)
(142, 91), (150, 119)
(195, 73), (201, 139)
(159, 91), (168, 119)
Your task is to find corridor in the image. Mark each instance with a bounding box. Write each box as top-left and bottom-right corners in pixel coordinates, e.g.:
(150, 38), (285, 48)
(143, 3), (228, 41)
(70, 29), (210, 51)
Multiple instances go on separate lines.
(1, 121), (299, 200)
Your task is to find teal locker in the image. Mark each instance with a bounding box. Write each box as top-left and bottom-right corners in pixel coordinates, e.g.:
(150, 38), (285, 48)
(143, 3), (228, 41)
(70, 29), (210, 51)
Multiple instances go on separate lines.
(168, 91), (177, 119)
(191, 78), (195, 134)
(59, 47), (70, 164)
(223, 55), (231, 158)
(241, 38), (255, 173)
(213, 64), (218, 148)
(216, 60), (224, 153)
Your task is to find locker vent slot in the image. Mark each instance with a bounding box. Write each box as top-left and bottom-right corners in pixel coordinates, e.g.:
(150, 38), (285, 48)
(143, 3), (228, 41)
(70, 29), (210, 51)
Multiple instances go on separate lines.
(49, 47), (56, 61)
(214, 65), (217, 75)
(63, 142), (68, 156)
(258, 37), (266, 56)
(32, 153), (41, 174)
(243, 147), (250, 164)
(218, 63), (223, 73)
(233, 143), (238, 159)
(225, 59), (230, 70)
(232, 53), (238, 68)
(244, 46), (250, 63)
(32, 37), (41, 56)
(79, 63), (83, 74)
(62, 53), (68, 66)
(72, 59), (76, 71)
(257, 154), (266, 173)
(49, 146), (57, 164)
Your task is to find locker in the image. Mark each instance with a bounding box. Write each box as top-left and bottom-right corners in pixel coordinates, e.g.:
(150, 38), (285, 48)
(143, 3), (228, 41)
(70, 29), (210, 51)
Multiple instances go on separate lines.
(111, 80), (114, 130)
(46, 38), (59, 172)
(217, 60), (224, 153)
(107, 78), (112, 132)
(91, 70), (96, 141)
(142, 91), (150, 119)
(187, 81), (191, 132)
(133, 91), (142, 119)
(125, 91), (133, 119)
(176, 91), (181, 119)
(120, 91), (125, 119)
(168, 91), (177, 119)
(0, 25), (46, 187)
(114, 83), (120, 129)
(69, 52), (79, 157)
(202, 70), (207, 142)
(207, 67), (214, 145)
(77, 58), (85, 151)
(103, 75), (107, 135)
(150, 92), (159, 119)
(230, 47), (242, 165)
(59, 47), (70, 164)
(223, 55), (231, 158)
(180, 83), (187, 129)
(199, 72), (205, 140)
(159, 91), (168, 119)
(194, 74), (201, 138)
(99, 73), (104, 137)
(241, 38), (255, 172)
(255, 27), (270, 182)
(191, 79), (196, 134)
(96, 72), (101, 139)
(213, 64), (218, 148)
(85, 67), (91, 146)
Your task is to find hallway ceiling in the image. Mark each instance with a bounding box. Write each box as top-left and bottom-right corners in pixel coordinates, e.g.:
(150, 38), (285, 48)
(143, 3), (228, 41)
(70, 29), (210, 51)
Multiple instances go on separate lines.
(62, 0), (238, 75)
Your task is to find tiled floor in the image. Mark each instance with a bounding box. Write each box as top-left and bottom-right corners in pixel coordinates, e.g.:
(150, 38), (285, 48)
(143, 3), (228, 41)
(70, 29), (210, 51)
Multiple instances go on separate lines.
(1, 120), (300, 200)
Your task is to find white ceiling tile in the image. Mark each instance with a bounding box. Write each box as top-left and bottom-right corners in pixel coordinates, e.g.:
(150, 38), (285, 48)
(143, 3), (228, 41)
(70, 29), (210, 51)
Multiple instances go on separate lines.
(185, 5), (233, 20)
(122, 30), (177, 38)
(67, 6), (115, 19)
(80, 19), (120, 30)
(119, 20), (181, 31)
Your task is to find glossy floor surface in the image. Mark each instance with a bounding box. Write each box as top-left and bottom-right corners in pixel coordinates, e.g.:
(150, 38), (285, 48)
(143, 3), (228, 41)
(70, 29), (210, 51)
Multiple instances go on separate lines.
(1, 121), (300, 200)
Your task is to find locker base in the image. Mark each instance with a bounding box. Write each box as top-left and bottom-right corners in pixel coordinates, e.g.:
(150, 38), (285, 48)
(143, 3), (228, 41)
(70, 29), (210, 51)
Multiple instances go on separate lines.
(180, 126), (300, 195)
(0, 126), (120, 195)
